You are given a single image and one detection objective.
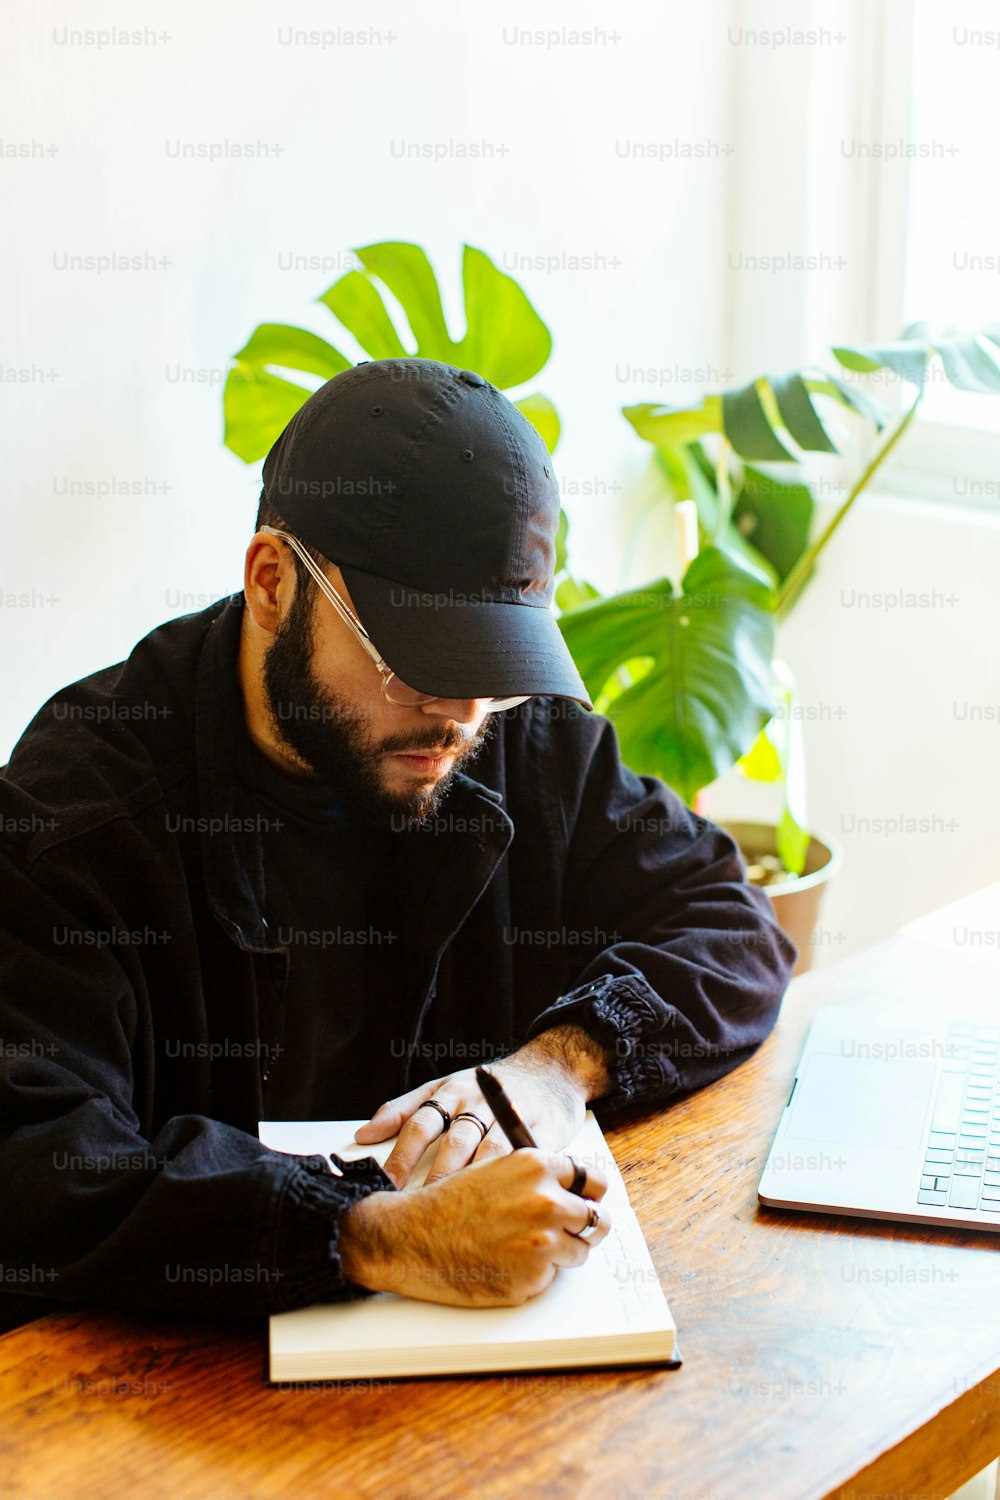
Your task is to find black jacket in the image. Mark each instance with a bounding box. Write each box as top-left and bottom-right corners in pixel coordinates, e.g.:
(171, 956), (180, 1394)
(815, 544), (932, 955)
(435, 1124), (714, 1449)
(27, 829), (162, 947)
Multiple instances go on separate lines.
(0, 593), (795, 1326)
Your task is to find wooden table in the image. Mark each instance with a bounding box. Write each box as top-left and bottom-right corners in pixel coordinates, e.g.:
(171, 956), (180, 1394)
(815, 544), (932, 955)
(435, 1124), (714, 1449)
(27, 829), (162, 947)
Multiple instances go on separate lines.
(2, 894), (1000, 1500)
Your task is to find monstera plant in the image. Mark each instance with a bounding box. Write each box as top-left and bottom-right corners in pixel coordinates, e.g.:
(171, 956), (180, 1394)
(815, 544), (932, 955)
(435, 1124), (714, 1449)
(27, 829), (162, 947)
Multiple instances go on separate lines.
(221, 263), (1000, 889)
(223, 240), (561, 461)
(557, 323), (1000, 878)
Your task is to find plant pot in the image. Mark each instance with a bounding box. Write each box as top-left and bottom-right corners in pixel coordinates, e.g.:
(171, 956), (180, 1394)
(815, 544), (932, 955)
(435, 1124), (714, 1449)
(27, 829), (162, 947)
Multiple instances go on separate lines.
(721, 821), (843, 977)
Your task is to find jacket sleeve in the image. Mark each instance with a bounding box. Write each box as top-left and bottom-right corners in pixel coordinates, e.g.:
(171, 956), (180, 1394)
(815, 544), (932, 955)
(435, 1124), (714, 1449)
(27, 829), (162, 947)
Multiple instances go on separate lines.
(523, 714), (797, 1119)
(0, 839), (395, 1320)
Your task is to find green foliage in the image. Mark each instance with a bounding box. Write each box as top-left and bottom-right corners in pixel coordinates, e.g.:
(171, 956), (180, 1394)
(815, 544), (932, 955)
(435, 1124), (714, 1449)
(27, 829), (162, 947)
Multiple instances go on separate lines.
(558, 548), (776, 804)
(223, 241), (560, 462)
(559, 322), (1000, 866)
(834, 322), (1000, 394)
(732, 469), (815, 585)
(220, 265), (1000, 874)
(738, 661), (811, 875)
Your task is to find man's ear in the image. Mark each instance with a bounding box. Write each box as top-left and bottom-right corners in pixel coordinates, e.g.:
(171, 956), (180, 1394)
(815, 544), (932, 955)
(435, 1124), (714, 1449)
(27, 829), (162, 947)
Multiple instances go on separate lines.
(243, 531), (295, 634)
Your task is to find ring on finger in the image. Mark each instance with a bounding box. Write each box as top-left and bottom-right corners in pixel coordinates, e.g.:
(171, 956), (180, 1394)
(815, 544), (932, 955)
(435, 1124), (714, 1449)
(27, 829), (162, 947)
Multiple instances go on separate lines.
(566, 1156), (587, 1196)
(416, 1099), (451, 1133)
(452, 1110), (490, 1144)
(571, 1202), (602, 1242)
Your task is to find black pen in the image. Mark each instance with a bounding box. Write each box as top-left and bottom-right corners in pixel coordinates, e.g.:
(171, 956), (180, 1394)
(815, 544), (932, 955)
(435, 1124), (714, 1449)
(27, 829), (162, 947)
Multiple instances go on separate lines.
(477, 1066), (591, 1203)
(475, 1065), (538, 1149)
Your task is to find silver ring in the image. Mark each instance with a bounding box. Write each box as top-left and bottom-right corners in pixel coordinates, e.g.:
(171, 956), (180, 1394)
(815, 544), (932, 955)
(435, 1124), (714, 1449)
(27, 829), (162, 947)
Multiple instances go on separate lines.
(452, 1111), (489, 1144)
(572, 1202), (602, 1242)
(416, 1099), (451, 1132)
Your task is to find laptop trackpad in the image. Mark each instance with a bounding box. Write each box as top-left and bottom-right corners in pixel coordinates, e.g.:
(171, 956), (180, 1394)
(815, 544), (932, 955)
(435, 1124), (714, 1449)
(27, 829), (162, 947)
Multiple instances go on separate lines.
(784, 1054), (935, 1150)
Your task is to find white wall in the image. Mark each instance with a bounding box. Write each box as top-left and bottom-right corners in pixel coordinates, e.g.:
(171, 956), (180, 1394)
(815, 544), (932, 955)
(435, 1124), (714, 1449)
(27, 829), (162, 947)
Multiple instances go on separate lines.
(704, 492), (1000, 960)
(2, 0), (733, 755)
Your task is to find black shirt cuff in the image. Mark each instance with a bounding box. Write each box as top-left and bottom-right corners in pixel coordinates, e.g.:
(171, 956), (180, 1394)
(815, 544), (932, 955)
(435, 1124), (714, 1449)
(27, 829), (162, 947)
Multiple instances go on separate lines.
(525, 973), (681, 1113)
(275, 1151), (397, 1309)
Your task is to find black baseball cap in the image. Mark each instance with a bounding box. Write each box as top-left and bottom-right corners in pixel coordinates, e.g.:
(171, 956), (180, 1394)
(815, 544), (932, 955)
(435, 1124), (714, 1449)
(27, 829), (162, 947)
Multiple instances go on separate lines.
(260, 358), (592, 709)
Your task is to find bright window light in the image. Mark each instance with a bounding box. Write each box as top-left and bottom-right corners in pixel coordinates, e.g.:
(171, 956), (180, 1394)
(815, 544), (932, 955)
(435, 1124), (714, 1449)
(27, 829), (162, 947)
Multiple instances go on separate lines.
(902, 0), (1000, 432)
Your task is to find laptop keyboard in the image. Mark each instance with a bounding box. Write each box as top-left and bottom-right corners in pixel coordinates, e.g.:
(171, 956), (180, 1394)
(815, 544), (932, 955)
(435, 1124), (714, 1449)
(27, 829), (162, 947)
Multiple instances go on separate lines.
(917, 1023), (1000, 1213)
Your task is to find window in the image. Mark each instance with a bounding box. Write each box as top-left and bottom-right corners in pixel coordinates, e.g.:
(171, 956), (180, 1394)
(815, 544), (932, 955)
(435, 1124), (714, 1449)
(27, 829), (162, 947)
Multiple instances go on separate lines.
(901, 0), (1000, 438)
(723, 0), (1000, 508)
(874, 0), (1000, 503)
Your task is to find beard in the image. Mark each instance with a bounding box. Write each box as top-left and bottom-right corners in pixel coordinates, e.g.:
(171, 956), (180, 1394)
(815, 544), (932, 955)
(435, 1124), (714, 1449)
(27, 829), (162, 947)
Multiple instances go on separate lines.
(261, 579), (496, 827)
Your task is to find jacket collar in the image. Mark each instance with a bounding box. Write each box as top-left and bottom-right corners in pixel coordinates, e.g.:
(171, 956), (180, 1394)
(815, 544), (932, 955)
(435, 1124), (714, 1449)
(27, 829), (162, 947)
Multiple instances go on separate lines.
(193, 593), (513, 953)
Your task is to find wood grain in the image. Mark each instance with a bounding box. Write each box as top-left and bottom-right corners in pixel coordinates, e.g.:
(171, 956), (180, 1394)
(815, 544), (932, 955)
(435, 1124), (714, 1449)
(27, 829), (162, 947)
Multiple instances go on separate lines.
(1, 925), (999, 1500)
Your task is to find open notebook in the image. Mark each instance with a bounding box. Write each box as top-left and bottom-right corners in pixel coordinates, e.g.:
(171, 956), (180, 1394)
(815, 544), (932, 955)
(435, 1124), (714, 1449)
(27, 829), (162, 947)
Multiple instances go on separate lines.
(258, 1112), (679, 1381)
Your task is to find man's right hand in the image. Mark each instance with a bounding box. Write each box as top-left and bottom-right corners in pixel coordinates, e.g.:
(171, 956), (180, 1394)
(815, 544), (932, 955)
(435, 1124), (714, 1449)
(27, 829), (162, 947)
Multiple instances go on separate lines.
(337, 1149), (612, 1307)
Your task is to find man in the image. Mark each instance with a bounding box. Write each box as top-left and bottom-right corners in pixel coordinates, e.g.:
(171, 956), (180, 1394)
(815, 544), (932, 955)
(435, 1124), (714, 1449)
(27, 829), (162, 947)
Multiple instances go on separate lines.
(0, 358), (795, 1330)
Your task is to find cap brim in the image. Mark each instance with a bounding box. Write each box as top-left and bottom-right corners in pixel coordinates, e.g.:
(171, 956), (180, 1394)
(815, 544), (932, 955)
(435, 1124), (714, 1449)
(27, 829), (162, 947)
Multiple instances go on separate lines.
(340, 565), (594, 710)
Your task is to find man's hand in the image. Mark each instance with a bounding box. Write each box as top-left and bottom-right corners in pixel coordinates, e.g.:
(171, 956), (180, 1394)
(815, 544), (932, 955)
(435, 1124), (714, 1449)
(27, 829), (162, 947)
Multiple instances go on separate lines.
(354, 1025), (613, 1189)
(338, 1149), (613, 1307)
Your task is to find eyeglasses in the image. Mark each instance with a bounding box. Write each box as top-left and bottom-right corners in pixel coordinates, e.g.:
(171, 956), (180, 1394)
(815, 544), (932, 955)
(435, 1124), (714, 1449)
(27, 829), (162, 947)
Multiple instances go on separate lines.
(258, 526), (531, 713)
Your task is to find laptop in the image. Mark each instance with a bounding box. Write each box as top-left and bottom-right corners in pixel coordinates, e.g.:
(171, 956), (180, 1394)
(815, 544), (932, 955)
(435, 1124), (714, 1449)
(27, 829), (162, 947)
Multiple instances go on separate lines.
(758, 937), (1000, 1232)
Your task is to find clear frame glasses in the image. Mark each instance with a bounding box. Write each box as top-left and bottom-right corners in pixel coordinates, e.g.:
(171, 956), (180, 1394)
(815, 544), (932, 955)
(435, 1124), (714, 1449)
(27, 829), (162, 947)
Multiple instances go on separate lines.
(258, 525), (530, 713)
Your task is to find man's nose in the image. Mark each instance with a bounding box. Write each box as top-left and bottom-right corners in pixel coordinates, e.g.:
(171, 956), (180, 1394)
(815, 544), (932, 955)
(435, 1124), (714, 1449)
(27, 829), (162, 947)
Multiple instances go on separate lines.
(419, 698), (492, 726)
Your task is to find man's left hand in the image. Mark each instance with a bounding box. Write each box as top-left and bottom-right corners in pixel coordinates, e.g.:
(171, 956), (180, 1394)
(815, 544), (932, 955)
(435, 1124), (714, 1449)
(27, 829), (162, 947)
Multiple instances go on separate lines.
(354, 1025), (612, 1188)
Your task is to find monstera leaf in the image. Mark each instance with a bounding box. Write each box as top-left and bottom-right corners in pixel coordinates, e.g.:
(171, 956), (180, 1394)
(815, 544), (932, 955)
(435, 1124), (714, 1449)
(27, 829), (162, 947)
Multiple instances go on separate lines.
(732, 467), (815, 585)
(633, 326), (1000, 469)
(573, 321), (1000, 839)
(648, 445), (814, 588)
(224, 241), (559, 461)
(223, 326), (352, 466)
(558, 548), (776, 802)
(619, 367), (886, 612)
(623, 370), (887, 466)
(834, 321), (1000, 394)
